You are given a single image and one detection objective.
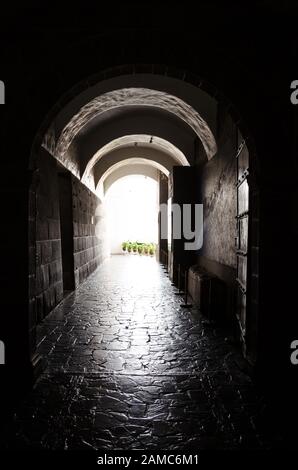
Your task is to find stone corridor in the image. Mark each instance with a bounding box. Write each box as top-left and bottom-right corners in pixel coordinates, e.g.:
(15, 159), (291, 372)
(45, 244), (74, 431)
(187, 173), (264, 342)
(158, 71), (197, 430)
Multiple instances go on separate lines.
(0, 256), (285, 450)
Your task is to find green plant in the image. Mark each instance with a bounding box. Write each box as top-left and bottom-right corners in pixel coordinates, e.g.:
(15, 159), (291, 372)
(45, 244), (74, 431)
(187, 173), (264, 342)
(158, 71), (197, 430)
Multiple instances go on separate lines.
(124, 240), (156, 255)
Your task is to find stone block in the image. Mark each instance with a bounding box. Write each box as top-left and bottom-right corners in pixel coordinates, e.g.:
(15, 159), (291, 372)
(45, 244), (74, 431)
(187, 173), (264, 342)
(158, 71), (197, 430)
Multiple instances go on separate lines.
(36, 266), (44, 293)
(74, 269), (80, 289)
(37, 194), (48, 218)
(73, 238), (79, 253)
(49, 285), (56, 310)
(48, 218), (60, 240)
(36, 242), (42, 265)
(55, 281), (63, 304)
(43, 289), (51, 314)
(73, 222), (78, 237)
(52, 239), (62, 261)
(36, 220), (48, 241)
(41, 264), (50, 290)
(41, 241), (52, 264)
(73, 252), (80, 270)
(49, 260), (59, 284)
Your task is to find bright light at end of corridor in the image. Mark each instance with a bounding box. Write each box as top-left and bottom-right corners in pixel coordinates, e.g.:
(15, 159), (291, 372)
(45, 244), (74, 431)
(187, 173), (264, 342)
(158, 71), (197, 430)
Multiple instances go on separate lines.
(105, 175), (159, 254)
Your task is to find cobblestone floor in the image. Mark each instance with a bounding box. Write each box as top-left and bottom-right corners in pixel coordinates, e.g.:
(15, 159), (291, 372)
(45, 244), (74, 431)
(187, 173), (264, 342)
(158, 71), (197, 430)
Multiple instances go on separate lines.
(1, 256), (285, 450)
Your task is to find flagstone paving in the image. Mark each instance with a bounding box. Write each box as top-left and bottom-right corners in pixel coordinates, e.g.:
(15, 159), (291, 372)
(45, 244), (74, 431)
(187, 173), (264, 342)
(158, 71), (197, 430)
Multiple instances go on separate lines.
(0, 256), (286, 450)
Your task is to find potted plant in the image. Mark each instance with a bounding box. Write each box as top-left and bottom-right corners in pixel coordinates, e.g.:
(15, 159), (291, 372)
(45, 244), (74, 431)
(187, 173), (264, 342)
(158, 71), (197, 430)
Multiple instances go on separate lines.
(149, 245), (155, 256)
(127, 242), (132, 253)
(144, 244), (149, 255)
(132, 242), (137, 253)
(122, 241), (127, 252)
(137, 244), (143, 255)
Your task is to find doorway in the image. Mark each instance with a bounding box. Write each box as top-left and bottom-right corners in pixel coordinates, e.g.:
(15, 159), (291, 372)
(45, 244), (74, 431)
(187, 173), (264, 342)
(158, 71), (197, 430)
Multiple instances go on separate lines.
(105, 175), (159, 255)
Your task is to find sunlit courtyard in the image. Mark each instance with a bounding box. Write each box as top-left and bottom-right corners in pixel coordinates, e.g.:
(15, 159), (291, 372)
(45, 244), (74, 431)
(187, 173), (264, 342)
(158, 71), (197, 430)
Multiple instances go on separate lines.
(105, 175), (159, 254)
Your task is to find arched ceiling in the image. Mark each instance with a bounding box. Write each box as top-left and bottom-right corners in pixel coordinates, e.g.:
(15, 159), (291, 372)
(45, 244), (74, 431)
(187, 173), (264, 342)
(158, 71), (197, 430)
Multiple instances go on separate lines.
(55, 88), (217, 163)
(41, 73), (219, 194)
(57, 106), (197, 179)
(52, 73), (218, 140)
(99, 159), (163, 198)
(89, 134), (187, 166)
(89, 144), (183, 192)
(83, 134), (187, 185)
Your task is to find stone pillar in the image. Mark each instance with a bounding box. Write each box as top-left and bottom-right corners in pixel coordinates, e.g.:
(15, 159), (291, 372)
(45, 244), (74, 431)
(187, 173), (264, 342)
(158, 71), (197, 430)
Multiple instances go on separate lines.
(168, 166), (197, 285)
(158, 172), (168, 264)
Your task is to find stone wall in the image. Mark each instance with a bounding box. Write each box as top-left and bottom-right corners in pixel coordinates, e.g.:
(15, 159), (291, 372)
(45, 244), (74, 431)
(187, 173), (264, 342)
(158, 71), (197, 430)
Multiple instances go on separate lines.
(33, 150), (107, 321)
(35, 149), (63, 322)
(199, 110), (237, 269)
(72, 176), (106, 288)
(196, 109), (237, 319)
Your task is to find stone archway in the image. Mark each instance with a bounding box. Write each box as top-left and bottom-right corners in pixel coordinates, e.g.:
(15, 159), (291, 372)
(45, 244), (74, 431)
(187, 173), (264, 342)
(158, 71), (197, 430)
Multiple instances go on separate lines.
(27, 64), (259, 383)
